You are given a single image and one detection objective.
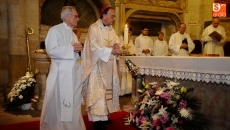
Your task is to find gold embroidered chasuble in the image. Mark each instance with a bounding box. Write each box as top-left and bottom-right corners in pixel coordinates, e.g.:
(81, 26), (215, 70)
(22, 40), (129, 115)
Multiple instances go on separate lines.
(82, 19), (120, 116)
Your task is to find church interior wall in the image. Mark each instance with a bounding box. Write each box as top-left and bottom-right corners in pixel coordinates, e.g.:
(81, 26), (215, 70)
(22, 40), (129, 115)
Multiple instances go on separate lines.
(0, 0), (8, 102)
(0, 0), (230, 103)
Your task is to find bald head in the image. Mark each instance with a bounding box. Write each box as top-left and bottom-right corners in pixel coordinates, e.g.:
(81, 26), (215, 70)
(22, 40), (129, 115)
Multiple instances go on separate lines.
(178, 23), (186, 34)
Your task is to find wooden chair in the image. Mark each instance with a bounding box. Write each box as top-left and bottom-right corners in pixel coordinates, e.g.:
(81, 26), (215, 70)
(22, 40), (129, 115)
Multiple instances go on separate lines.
(224, 41), (230, 56)
(191, 40), (202, 54)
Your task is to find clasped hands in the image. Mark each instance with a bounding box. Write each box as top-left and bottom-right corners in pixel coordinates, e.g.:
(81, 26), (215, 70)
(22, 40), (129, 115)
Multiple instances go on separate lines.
(180, 43), (188, 49)
(72, 43), (83, 52)
(112, 43), (122, 56)
(142, 49), (150, 54)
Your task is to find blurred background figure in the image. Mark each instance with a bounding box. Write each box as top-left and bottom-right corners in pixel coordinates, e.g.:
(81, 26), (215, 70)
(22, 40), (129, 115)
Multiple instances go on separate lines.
(135, 26), (153, 56)
(201, 17), (226, 57)
(152, 31), (168, 56)
(169, 23), (194, 56)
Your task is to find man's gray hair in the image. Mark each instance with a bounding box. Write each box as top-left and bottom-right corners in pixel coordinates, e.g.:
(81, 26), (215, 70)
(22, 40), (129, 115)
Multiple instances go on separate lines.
(60, 6), (76, 21)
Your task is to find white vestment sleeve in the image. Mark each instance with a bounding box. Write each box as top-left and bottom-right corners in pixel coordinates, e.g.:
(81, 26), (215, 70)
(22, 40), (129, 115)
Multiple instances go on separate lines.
(169, 34), (180, 55)
(186, 35), (195, 53)
(99, 46), (112, 62)
(201, 27), (213, 42)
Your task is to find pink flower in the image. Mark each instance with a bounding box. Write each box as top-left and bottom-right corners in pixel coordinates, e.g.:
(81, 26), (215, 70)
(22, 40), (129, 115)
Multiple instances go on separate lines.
(160, 93), (170, 99)
(156, 126), (161, 130)
(153, 119), (161, 126)
(179, 100), (187, 108)
(140, 116), (146, 123)
(160, 114), (169, 124)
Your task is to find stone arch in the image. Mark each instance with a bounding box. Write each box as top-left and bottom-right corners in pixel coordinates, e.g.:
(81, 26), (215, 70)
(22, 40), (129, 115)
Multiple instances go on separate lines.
(123, 9), (182, 31)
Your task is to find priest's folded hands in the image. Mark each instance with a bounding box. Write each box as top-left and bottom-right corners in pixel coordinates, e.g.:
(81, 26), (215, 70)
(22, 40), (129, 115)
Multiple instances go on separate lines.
(142, 49), (150, 54)
(112, 43), (122, 55)
(180, 43), (188, 49)
(72, 43), (83, 52)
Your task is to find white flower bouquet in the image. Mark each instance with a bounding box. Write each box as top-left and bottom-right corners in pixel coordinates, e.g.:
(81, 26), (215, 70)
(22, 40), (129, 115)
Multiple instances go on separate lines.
(5, 71), (36, 110)
(124, 79), (210, 130)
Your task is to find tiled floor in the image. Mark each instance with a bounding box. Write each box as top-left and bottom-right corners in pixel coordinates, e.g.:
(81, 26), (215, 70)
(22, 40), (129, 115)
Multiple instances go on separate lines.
(0, 94), (131, 125)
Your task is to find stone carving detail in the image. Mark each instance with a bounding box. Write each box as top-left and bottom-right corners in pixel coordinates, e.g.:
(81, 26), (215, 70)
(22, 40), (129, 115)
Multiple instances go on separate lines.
(130, 0), (179, 7)
(156, 0), (178, 7)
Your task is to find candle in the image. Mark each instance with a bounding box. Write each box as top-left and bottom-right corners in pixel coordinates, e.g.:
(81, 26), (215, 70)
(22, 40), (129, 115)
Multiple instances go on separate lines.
(124, 24), (129, 45)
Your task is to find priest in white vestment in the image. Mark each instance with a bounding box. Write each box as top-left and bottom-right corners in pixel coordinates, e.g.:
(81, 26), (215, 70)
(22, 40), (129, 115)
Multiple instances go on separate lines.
(201, 17), (226, 57)
(152, 31), (168, 56)
(40, 6), (86, 130)
(169, 23), (195, 56)
(135, 26), (153, 56)
(81, 6), (121, 130)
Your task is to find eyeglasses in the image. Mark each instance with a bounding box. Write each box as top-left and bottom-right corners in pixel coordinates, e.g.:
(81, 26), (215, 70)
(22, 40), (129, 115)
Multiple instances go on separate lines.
(71, 14), (79, 19)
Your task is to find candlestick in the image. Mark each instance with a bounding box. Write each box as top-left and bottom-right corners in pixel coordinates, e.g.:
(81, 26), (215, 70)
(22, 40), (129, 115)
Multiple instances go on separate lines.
(124, 24), (129, 45)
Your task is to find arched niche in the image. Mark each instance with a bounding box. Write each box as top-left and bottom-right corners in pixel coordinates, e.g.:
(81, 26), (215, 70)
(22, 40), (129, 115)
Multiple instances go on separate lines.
(124, 9), (181, 27)
(117, 1), (184, 38)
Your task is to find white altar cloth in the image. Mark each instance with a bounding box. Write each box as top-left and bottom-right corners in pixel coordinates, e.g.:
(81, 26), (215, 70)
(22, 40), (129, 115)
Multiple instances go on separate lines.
(120, 56), (230, 85)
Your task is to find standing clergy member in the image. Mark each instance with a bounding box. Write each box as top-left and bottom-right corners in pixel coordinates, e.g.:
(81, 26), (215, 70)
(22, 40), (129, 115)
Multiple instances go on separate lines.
(135, 26), (154, 56)
(40, 6), (86, 130)
(81, 6), (121, 130)
(169, 23), (195, 56)
(201, 17), (226, 56)
(152, 31), (168, 56)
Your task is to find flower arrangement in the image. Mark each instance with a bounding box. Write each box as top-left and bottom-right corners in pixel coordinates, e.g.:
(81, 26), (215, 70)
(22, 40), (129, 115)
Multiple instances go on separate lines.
(124, 79), (209, 130)
(5, 70), (37, 110)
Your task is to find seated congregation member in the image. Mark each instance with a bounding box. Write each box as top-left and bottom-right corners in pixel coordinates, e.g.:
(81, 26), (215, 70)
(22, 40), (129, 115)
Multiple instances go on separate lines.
(152, 31), (168, 56)
(169, 23), (195, 56)
(135, 26), (153, 56)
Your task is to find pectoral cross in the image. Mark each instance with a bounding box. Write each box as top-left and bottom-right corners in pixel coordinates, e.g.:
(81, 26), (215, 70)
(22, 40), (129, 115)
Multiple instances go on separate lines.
(104, 34), (112, 47)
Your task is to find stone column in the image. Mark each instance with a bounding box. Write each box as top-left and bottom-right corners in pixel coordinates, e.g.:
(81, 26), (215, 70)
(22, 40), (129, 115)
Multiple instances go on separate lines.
(7, 0), (27, 88)
(5, 0), (40, 92)
(115, 0), (121, 35)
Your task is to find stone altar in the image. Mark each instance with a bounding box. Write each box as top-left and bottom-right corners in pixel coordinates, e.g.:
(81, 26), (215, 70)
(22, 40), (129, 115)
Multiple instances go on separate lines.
(120, 56), (230, 130)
